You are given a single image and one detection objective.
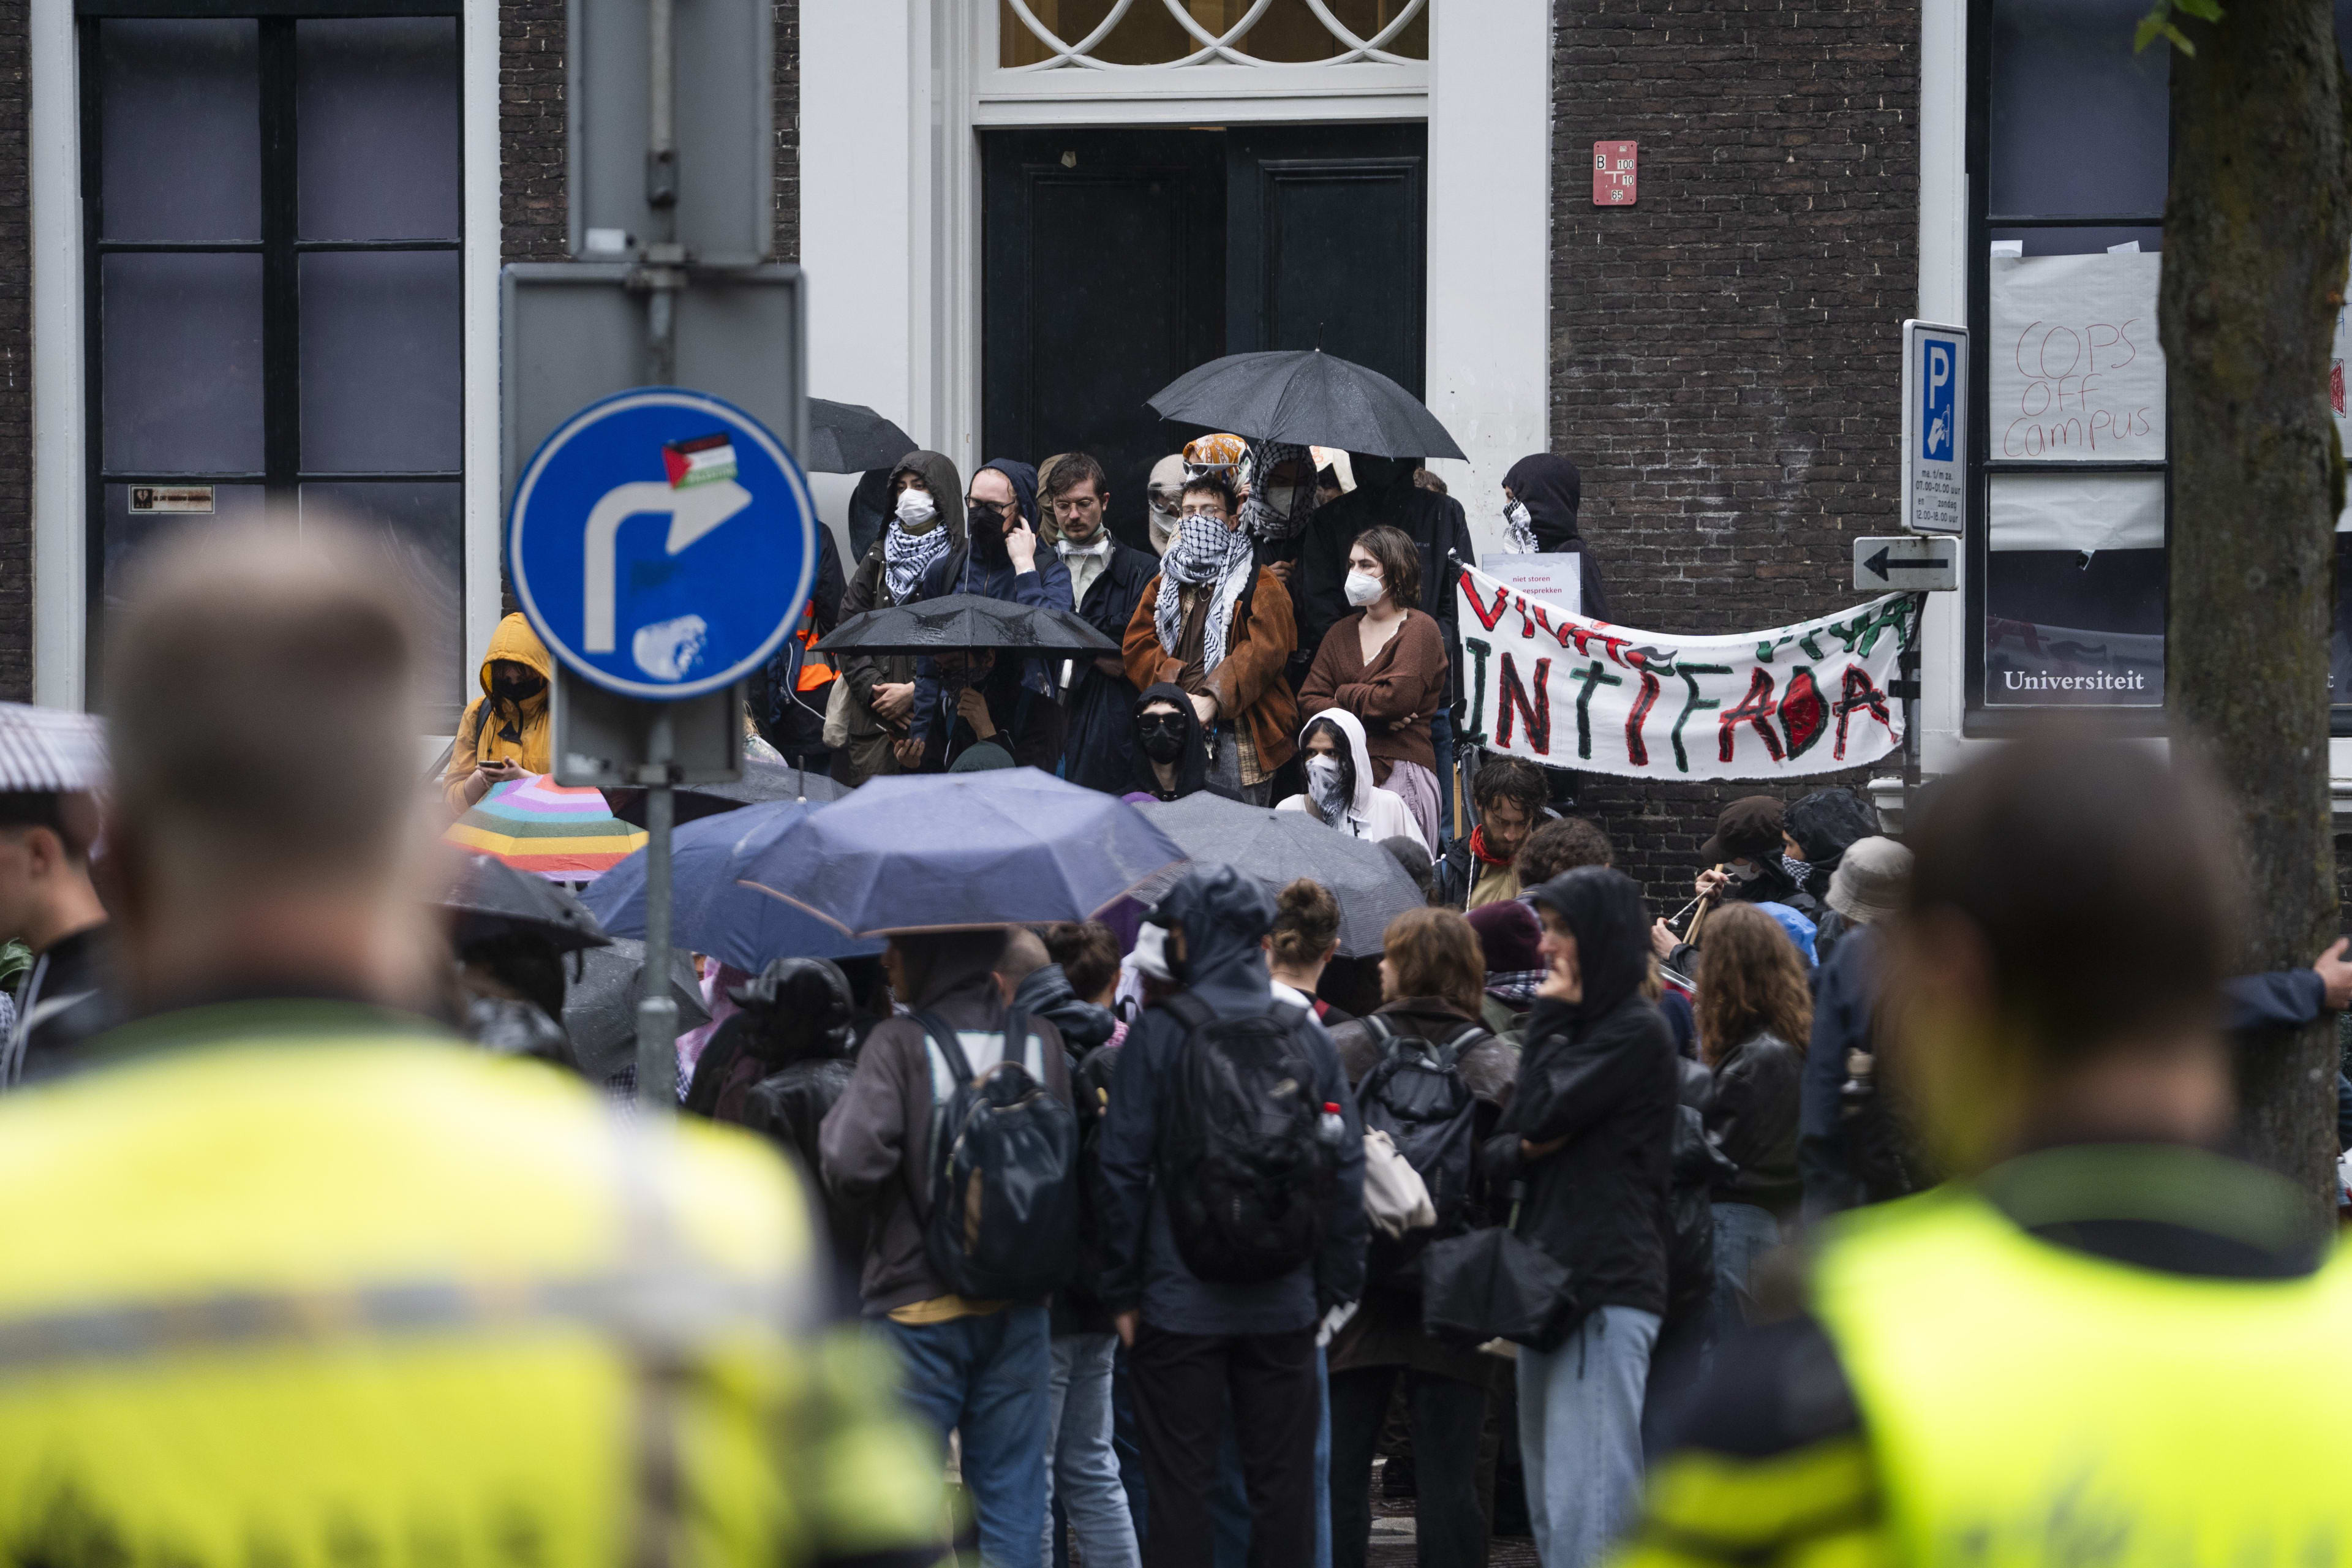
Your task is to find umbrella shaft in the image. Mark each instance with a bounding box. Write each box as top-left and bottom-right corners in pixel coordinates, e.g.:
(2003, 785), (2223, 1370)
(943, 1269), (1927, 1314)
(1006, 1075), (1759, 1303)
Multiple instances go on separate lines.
(638, 715), (679, 1110)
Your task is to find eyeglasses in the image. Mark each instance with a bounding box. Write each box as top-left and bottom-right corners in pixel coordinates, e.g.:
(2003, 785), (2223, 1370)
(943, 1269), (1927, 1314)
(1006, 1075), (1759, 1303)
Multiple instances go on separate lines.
(963, 495), (1019, 514)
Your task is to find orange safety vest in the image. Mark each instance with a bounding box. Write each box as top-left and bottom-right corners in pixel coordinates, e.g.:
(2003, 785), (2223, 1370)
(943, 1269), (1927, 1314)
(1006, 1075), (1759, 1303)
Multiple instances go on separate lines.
(794, 600), (837, 692)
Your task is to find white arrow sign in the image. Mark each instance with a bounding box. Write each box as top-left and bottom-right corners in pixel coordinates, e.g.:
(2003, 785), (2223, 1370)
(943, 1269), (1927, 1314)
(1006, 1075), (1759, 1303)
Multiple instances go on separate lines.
(581, 478), (754, 654)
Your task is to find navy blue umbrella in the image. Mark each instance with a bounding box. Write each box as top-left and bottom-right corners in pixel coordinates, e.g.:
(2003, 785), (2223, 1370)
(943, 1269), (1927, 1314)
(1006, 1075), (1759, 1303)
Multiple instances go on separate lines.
(582, 799), (884, 970)
(734, 767), (1186, 936)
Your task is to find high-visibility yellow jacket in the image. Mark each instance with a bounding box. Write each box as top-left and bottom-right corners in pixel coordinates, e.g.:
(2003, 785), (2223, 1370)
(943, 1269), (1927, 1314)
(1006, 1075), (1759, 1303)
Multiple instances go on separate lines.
(0, 1000), (943, 1568)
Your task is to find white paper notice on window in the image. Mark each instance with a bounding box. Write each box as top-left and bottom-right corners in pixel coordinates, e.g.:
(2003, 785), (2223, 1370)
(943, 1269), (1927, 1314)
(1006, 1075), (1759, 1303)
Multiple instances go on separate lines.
(2331, 269), (2352, 529)
(1989, 252), (2164, 463)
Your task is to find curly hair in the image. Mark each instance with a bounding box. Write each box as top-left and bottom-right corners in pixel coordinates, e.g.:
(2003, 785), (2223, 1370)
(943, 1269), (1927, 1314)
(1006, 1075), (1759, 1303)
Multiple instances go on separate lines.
(1270, 878), (1342, 969)
(1379, 906), (1485, 1018)
(1517, 816), (1612, 884)
(1695, 902), (1813, 1067)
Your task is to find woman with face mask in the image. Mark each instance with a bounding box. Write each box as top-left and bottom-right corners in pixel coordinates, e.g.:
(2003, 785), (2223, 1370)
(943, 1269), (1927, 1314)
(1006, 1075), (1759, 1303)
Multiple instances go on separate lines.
(1275, 710), (1425, 852)
(440, 612), (555, 810)
(1125, 682), (1213, 803)
(1295, 526), (1449, 853)
(831, 450), (963, 786)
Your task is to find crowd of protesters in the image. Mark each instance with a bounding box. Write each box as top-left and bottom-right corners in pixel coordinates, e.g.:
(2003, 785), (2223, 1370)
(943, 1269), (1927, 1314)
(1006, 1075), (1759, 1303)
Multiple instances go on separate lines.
(6, 502), (2352, 1568)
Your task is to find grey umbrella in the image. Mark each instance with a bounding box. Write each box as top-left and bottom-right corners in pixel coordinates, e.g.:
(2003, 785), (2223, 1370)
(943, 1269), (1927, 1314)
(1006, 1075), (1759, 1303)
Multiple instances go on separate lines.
(440, 853), (612, 953)
(806, 399), (918, 474)
(562, 937), (710, 1082)
(608, 756), (845, 827)
(813, 592), (1119, 658)
(1147, 349), (1467, 462)
(1133, 794), (1427, 957)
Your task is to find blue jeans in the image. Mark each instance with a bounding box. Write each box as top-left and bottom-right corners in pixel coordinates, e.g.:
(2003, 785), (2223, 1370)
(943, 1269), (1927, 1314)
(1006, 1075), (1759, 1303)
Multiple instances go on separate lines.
(1046, 1332), (1140, 1568)
(1709, 1201), (1783, 1334)
(1518, 1305), (1658, 1568)
(882, 1306), (1052, 1568)
(1210, 1345), (1329, 1568)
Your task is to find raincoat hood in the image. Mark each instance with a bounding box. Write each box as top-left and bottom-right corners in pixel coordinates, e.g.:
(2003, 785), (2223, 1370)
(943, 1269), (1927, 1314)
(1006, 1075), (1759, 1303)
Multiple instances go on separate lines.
(1527, 865), (1653, 1023)
(977, 458), (1039, 529)
(1012, 961), (1116, 1055)
(1300, 707), (1379, 821)
(1503, 453), (1583, 547)
(479, 613), (553, 703)
(886, 450), (966, 548)
(1132, 681), (1210, 799)
(1148, 864), (1276, 1009)
(1784, 788), (1879, 867)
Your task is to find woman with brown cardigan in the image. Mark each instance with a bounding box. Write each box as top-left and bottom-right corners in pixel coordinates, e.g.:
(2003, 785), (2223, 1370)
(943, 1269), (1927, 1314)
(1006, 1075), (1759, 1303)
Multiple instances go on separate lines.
(1300, 524), (1450, 850)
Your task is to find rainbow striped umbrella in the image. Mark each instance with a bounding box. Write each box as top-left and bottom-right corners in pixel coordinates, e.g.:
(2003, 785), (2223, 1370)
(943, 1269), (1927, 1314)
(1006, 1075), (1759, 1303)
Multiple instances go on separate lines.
(443, 775), (647, 881)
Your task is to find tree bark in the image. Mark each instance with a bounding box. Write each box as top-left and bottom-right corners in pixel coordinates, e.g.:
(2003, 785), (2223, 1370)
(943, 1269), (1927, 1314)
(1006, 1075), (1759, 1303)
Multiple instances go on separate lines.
(2162, 0), (2350, 1199)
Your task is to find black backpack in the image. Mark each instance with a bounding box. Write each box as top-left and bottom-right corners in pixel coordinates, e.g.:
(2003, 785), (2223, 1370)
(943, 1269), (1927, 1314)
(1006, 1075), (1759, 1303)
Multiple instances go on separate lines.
(1156, 992), (1338, 1285)
(915, 1009), (1080, 1300)
(1355, 1014), (1488, 1282)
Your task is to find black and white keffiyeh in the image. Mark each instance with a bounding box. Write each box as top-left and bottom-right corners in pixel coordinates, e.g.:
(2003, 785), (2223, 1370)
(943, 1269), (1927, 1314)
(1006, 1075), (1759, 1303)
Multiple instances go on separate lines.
(1153, 513), (1256, 674)
(880, 520), (950, 605)
(1238, 439), (1317, 545)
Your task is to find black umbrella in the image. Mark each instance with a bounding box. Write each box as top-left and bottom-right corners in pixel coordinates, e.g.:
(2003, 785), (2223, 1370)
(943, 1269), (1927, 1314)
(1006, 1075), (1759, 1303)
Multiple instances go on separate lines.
(562, 937), (710, 1082)
(1132, 794), (1426, 957)
(607, 756), (846, 827)
(813, 593), (1120, 658)
(440, 853), (612, 953)
(806, 399), (918, 474)
(1147, 349), (1466, 462)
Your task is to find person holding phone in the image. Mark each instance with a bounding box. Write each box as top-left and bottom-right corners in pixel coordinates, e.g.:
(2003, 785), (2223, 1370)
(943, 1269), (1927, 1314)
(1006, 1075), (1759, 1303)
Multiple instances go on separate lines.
(441, 613), (554, 809)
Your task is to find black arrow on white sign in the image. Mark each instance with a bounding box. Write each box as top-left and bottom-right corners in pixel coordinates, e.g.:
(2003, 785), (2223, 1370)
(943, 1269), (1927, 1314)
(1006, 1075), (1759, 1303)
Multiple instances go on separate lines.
(1863, 546), (1950, 578)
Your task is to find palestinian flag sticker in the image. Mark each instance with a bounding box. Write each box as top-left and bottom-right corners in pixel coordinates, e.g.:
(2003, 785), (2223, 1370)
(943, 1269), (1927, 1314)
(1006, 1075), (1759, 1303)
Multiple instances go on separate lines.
(663, 432), (739, 489)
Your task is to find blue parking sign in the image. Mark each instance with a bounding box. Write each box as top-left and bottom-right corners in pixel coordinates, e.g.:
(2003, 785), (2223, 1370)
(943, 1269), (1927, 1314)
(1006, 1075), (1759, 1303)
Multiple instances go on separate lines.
(1920, 337), (1956, 461)
(1902, 320), (1966, 535)
(508, 387), (816, 699)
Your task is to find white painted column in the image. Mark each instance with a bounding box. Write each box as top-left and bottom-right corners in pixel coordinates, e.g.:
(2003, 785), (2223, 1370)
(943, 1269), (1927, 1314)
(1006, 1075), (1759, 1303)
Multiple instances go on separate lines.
(1917, 0), (1972, 774)
(462, 0), (503, 688)
(29, 0), (84, 709)
(1424, 0), (1551, 557)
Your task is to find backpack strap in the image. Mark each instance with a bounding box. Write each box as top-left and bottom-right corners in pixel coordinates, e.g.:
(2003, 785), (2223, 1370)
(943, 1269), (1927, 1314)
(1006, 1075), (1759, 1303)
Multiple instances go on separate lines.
(1361, 1013), (1400, 1064)
(1159, 991), (1216, 1035)
(1431, 1020), (1489, 1073)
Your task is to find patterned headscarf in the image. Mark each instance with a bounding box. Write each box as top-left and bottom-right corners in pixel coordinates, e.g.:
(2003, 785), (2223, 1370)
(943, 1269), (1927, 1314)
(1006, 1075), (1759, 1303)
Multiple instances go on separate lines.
(1237, 439), (1318, 544)
(1154, 511), (1256, 676)
(1183, 433), (1248, 479)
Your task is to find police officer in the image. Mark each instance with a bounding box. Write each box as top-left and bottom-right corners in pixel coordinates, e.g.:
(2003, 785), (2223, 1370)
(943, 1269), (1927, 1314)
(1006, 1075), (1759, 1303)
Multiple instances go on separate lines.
(1623, 731), (2352, 1568)
(0, 522), (944, 1568)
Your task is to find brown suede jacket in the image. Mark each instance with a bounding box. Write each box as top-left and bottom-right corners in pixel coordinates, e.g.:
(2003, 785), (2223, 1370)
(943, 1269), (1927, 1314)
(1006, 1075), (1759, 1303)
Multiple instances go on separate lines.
(1121, 567), (1300, 775)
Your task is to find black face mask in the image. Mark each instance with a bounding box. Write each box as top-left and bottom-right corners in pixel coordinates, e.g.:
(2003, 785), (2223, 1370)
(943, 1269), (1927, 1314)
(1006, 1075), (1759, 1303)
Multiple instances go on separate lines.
(1137, 714), (1188, 764)
(491, 669), (545, 704)
(969, 505), (1011, 566)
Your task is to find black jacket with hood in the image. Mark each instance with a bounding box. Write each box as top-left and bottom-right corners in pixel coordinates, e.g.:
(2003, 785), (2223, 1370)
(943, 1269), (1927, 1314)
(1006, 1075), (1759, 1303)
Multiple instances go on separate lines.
(835, 451), (965, 777)
(1012, 960), (1119, 1334)
(1502, 453), (1611, 623)
(1096, 866), (1368, 1336)
(1128, 680), (1215, 801)
(1485, 867), (1676, 1319)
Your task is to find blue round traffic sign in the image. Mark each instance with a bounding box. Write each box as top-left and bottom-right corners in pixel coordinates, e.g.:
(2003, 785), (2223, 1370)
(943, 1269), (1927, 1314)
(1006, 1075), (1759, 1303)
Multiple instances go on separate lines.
(508, 387), (816, 699)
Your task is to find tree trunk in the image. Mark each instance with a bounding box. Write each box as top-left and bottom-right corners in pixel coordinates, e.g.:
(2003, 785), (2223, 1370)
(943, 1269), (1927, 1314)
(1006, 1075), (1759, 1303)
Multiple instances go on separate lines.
(2163, 0), (2350, 1199)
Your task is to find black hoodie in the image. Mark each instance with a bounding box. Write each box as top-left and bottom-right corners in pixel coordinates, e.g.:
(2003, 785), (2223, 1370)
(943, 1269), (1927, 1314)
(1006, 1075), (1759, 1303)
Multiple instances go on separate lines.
(1129, 680), (1213, 801)
(1503, 453), (1611, 622)
(1488, 867), (1676, 1319)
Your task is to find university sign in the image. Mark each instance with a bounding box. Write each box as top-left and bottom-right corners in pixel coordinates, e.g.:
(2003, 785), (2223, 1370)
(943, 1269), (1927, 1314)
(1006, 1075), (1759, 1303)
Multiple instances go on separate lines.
(1455, 562), (1920, 782)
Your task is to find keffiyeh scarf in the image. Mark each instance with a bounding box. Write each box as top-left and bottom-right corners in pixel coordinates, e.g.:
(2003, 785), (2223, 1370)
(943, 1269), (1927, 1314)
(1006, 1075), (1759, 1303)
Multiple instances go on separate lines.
(1154, 512), (1256, 676)
(881, 520), (950, 605)
(1238, 439), (1318, 544)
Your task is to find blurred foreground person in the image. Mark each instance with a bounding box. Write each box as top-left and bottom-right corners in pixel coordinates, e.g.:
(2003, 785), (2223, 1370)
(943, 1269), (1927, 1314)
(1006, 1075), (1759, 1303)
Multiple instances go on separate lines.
(1625, 732), (2352, 1568)
(0, 523), (943, 1568)
(0, 703), (113, 1087)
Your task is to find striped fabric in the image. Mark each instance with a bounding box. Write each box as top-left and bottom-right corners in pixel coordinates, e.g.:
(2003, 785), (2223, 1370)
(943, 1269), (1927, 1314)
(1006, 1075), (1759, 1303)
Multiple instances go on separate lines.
(0, 703), (106, 793)
(442, 775), (646, 881)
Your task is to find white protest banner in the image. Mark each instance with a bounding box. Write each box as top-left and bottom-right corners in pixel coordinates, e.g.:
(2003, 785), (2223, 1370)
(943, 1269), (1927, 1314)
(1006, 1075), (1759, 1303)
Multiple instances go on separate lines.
(1455, 561), (1918, 781)
(1988, 252), (2164, 463)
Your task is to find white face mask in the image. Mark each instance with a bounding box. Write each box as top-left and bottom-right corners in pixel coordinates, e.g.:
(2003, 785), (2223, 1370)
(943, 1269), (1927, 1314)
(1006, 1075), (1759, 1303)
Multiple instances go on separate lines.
(895, 489), (939, 532)
(1306, 754), (1348, 812)
(1344, 570), (1384, 608)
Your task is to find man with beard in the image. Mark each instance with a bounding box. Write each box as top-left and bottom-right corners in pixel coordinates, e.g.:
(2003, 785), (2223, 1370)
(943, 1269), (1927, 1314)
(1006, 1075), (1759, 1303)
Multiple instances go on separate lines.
(913, 458), (1074, 771)
(1049, 453), (1159, 796)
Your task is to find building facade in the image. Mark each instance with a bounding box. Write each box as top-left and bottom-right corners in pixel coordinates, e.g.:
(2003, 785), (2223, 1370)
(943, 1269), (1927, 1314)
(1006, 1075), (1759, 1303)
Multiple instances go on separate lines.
(4, 0), (2348, 900)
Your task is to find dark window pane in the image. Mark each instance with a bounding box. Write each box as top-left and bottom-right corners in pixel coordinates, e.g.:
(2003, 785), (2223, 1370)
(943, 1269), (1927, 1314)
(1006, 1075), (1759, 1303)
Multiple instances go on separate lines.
(303, 482), (464, 728)
(99, 19), (260, 243)
(300, 251), (462, 473)
(101, 483), (270, 614)
(102, 252), (265, 474)
(1989, 0), (2166, 217)
(296, 18), (460, 241)
(2334, 532), (2352, 707)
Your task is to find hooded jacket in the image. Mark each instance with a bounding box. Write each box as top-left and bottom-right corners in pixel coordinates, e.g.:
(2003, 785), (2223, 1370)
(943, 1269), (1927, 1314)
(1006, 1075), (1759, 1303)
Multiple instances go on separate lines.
(834, 451), (964, 782)
(1128, 680), (1215, 801)
(1096, 866), (1368, 1335)
(440, 614), (554, 805)
(1275, 708), (1426, 851)
(1487, 867), (1676, 1318)
(818, 929), (1071, 1314)
(1502, 453), (1611, 622)
(1294, 456), (1479, 691)
(913, 458), (1075, 765)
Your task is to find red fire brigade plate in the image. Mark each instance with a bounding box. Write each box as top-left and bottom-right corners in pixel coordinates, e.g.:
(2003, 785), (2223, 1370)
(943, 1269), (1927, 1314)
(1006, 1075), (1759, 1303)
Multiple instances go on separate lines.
(1593, 141), (1637, 206)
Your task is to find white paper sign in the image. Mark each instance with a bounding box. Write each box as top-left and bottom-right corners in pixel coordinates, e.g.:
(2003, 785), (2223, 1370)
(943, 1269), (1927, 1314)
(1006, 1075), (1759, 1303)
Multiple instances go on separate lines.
(1989, 252), (2165, 463)
(1482, 552), (1582, 617)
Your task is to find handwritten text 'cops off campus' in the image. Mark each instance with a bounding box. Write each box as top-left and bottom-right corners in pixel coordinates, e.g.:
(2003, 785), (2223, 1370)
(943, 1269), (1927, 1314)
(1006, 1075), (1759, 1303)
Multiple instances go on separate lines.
(2003, 318), (2154, 458)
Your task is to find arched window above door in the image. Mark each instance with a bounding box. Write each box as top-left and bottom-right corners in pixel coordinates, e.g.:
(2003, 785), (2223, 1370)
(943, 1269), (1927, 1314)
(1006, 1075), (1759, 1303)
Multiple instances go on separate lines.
(999, 0), (1428, 70)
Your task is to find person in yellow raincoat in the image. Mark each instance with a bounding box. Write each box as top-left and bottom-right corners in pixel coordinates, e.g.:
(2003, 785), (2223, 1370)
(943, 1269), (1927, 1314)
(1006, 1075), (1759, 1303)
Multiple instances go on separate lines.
(441, 612), (554, 809)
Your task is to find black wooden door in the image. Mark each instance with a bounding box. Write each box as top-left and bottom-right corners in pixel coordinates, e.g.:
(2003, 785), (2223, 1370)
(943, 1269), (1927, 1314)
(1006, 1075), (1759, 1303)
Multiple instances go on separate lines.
(1227, 123), (1427, 398)
(982, 129), (1225, 551)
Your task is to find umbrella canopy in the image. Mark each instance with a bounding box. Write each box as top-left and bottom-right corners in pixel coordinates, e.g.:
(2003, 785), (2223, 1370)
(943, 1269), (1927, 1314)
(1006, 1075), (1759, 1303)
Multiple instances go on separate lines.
(1147, 349), (1466, 462)
(443, 775), (647, 881)
(562, 937), (709, 1082)
(813, 594), (1119, 658)
(606, 756), (846, 828)
(582, 800), (884, 971)
(805, 398), (918, 474)
(736, 767), (1185, 936)
(0, 703), (106, 792)
(1134, 794), (1425, 957)
(440, 853), (612, 953)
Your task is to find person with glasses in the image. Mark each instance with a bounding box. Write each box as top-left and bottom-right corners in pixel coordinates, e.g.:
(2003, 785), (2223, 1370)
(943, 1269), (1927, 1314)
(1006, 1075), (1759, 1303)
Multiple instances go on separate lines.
(1047, 452), (1162, 796)
(911, 458), (1074, 772)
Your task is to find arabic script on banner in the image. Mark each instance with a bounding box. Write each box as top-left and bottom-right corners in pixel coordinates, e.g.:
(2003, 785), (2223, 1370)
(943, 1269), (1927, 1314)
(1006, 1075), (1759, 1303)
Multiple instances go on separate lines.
(1455, 564), (1918, 782)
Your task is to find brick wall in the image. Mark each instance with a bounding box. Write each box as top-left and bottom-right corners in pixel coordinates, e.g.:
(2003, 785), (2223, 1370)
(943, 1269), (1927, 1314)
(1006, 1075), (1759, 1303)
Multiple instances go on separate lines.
(0, 0), (28, 702)
(499, 0), (801, 263)
(1547, 0), (1920, 909)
